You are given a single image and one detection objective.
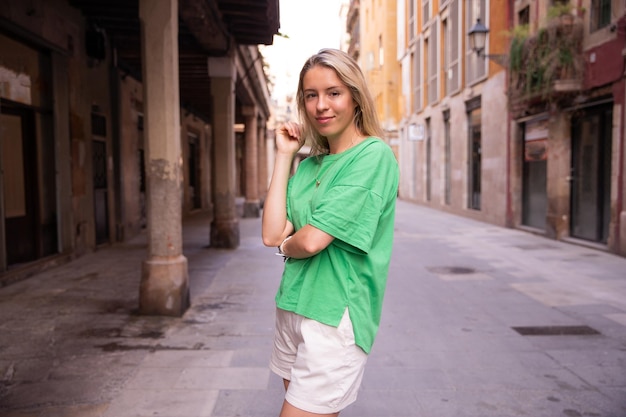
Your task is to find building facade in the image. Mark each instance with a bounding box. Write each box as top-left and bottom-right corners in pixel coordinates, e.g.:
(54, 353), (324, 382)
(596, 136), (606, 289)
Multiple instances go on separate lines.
(0, 0), (279, 312)
(397, 0), (626, 257)
(398, 0), (509, 222)
(508, 0), (625, 257)
(348, 0), (402, 155)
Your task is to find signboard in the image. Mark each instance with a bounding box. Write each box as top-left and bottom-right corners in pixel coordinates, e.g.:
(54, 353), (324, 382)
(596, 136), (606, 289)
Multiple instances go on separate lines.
(408, 123), (424, 141)
(524, 117), (549, 161)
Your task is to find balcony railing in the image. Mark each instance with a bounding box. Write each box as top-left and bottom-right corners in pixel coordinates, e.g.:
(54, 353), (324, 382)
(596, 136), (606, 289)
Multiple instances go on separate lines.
(508, 15), (584, 111)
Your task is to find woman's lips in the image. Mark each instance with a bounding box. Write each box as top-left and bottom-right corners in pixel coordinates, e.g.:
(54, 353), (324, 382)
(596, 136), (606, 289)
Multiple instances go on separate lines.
(316, 116), (333, 124)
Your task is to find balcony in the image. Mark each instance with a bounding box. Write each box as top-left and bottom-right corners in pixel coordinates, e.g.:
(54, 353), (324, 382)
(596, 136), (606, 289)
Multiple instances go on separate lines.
(508, 15), (584, 113)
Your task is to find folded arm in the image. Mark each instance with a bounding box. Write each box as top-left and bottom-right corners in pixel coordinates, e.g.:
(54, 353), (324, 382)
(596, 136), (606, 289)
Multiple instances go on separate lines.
(262, 122), (335, 259)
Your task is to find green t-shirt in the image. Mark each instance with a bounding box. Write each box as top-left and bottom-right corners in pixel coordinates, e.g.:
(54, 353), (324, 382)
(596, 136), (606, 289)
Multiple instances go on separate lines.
(276, 137), (399, 354)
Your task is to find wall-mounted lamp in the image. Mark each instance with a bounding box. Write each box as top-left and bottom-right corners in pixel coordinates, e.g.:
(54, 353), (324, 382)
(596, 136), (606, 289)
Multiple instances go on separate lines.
(467, 18), (506, 66)
(468, 18), (489, 56)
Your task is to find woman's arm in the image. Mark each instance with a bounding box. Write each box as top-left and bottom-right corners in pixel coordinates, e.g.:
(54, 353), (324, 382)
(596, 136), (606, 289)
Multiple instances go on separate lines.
(262, 122), (336, 258)
(262, 152), (295, 246)
(262, 122), (303, 247)
(278, 224), (334, 259)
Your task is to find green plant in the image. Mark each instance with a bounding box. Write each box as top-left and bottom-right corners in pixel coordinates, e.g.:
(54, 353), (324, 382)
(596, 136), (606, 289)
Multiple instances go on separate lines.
(507, 25), (529, 72)
(547, 2), (574, 19)
(507, 17), (584, 106)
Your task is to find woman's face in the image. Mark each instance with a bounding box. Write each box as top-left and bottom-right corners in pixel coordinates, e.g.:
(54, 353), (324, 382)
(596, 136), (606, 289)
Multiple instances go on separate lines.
(302, 65), (357, 142)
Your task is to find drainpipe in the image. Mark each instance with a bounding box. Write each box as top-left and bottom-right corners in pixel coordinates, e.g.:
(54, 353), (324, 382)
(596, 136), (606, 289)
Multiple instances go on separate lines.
(613, 17), (626, 256)
(603, 15), (626, 255)
(617, 69), (626, 255)
(612, 16), (626, 255)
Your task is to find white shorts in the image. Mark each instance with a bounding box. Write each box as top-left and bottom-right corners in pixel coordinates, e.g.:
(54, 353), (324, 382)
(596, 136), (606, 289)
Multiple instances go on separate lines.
(269, 307), (368, 414)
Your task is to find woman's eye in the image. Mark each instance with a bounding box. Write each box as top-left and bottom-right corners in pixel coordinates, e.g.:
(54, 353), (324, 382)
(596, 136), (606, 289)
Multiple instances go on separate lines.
(305, 93), (317, 100)
(330, 91), (340, 97)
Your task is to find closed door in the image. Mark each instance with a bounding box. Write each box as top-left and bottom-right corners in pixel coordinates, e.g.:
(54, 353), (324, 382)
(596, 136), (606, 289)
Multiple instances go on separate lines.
(1, 108), (38, 264)
(570, 105), (612, 243)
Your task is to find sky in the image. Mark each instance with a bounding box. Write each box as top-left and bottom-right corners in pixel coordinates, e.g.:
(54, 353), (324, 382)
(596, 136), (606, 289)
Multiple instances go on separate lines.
(260, 0), (345, 100)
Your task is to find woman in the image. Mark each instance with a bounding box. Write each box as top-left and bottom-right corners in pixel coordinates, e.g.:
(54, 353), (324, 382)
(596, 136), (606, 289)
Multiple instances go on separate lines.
(262, 48), (399, 417)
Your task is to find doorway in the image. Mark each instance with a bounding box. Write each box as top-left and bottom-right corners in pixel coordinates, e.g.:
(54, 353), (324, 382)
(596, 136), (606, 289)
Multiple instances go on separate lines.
(570, 104), (612, 243)
(1, 107), (38, 264)
(92, 112), (109, 245)
(521, 117), (548, 230)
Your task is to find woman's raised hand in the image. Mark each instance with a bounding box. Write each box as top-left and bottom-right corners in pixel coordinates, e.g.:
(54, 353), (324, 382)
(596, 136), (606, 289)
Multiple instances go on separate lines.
(275, 122), (305, 155)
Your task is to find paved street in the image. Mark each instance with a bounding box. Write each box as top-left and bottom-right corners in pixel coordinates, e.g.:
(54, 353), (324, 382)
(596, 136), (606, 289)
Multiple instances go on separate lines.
(1, 199), (625, 417)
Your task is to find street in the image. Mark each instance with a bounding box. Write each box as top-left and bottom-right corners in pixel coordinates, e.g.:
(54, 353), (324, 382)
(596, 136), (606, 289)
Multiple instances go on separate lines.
(1, 199), (625, 417)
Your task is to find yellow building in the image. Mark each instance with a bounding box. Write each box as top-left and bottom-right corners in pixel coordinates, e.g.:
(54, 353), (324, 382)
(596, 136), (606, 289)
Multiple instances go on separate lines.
(397, 0), (510, 224)
(350, 0), (402, 155)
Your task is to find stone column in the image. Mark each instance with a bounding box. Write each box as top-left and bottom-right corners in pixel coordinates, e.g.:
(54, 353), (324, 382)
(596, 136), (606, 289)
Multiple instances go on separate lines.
(243, 105), (260, 217)
(138, 0), (189, 316)
(209, 56), (239, 248)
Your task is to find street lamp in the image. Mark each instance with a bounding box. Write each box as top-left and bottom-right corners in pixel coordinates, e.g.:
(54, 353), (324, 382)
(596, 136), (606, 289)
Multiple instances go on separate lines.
(468, 18), (489, 57)
(467, 18), (506, 66)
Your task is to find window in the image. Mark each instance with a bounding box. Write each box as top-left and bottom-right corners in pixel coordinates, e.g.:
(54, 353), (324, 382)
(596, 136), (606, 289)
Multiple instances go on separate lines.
(445, 0), (460, 95)
(423, 0), (431, 25)
(424, 37), (430, 104)
(443, 18), (449, 95)
(427, 26), (438, 105)
(518, 6), (530, 26)
(91, 113), (107, 137)
(409, 0), (416, 43)
(367, 51), (375, 71)
(590, 0), (611, 32)
(379, 35), (384, 67)
(466, 0), (487, 84)
(413, 42), (422, 112)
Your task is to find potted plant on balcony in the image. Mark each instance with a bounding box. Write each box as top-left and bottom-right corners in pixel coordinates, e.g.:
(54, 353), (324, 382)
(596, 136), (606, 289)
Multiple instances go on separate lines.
(548, 2), (576, 26)
(507, 9), (584, 112)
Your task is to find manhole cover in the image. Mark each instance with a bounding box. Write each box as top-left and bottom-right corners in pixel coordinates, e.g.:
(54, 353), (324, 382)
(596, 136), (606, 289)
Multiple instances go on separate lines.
(427, 266), (476, 275)
(512, 325), (600, 336)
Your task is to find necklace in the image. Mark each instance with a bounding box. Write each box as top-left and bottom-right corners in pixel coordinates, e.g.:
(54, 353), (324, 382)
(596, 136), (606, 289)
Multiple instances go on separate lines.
(314, 156), (340, 187)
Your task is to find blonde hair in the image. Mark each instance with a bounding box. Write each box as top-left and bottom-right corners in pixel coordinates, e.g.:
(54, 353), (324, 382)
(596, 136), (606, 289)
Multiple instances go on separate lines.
(296, 48), (383, 155)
